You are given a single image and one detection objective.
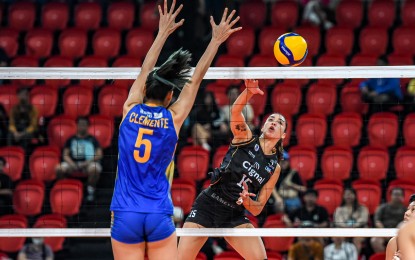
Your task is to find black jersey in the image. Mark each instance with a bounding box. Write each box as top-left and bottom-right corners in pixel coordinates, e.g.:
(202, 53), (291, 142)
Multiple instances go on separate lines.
(209, 136), (279, 207)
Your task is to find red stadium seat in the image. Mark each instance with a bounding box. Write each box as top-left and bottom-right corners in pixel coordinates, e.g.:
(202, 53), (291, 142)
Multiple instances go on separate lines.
(0, 146), (24, 181)
(112, 55), (141, 89)
(314, 179), (344, 215)
(402, 1), (415, 27)
(248, 86), (267, 118)
(140, 2), (158, 31)
(50, 179), (83, 216)
(394, 146), (415, 181)
(263, 218), (295, 252)
(0, 85), (18, 115)
(29, 145), (60, 182)
(271, 1), (298, 29)
(267, 251), (283, 260)
(288, 145), (317, 182)
(171, 178), (196, 214)
(88, 115), (114, 149)
(78, 56), (108, 88)
(98, 85), (128, 118)
(321, 146), (353, 181)
(30, 85), (58, 118)
(34, 214), (67, 252)
(214, 55), (244, 86)
(294, 25), (321, 57)
(357, 146), (389, 181)
(93, 28), (121, 58)
(270, 82), (302, 116)
(8, 2), (35, 31)
(213, 145), (229, 169)
(42, 2), (69, 30)
(331, 112), (362, 147)
(335, 0), (363, 29)
(316, 54), (345, 85)
(205, 82), (229, 107)
(368, 1), (395, 28)
(0, 28), (19, 57)
(214, 251), (243, 260)
(63, 86), (93, 117)
(387, 179), (415, 203)
(44, 56), (73, 88)
(369, 253), (386, 260)
(352, 179), (382, 215)
(11, 56), (38, 86)
(404, 113), (415, 147)
(13, 179), (45, 216)
(349, 54), (378, 66)
(196, 252), (208, 260)
(108, 2), (135, 30)
(306, 83), (337, 116)
(239, 1), (266, 29)
(75, 2), (102, 30)
(248, 55), (278, 87)
(0, 214), (28, 253)
(296, 113), (327, 147)
(59, 28), (88, 59)
(47, 115), (77, 149)
(392, 27), (415, 56)
(258, 27), (285, 55)
(177, 146), (210, 181)
(126, 28), (154, 59)
(325, 27), (354, 57)
(340, 83), (368, 114)
(226, 28), (255, 58)
(359, 27), (388, 56)
(25, 28), (53, 59)
(387, 53), (413, 66)
(368, 112), (398, 148)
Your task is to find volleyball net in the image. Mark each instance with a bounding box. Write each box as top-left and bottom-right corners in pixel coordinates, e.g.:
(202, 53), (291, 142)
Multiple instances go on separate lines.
(0, 65), (413, 239)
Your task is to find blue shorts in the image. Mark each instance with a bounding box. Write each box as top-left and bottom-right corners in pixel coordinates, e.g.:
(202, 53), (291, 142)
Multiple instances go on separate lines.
(110, 211), (175, 244)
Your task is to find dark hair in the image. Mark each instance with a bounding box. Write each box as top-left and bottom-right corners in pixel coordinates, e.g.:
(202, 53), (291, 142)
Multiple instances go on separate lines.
(409, 194), (415, 203)
(77, 116), (89, 124)
(391, 187), (404, 195)
(145, 48), (192, 102)
(304, 188), (318, 197)
(17, 87), (30, 95)
(0, 156), (5, 165)
(270, 113), (288, 163)
(341, 188), (359, 212)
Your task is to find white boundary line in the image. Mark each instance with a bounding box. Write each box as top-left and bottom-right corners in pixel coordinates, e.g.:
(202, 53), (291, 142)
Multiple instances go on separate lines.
(1, 66), (415, 79)
(0, 228), (398, 237)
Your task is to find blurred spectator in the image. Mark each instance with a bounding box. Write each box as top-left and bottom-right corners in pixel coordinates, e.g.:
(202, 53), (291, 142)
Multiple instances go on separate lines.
(55, 117), (103, 202)
(221, 85), (255, 131)
(17, 237), (53, 260)
(324, 237), (358, 260)
(190, 91), (227, 151)
(0, 104), (7, 146)
(370, 187), (406, 253)
(283, 189), (329, 228)
(359, 59), (403, 113)
(333, 188), (369, 253)
(288, 235), (324, 260)
(7, 88), (39, 151)
(0, 157), (13, 216)
(302, 0), (339, 29)
(275, 151), (306, 213)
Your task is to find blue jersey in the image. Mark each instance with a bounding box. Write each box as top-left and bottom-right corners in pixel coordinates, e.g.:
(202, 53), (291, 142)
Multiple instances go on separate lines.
(110, 103), (177, 215)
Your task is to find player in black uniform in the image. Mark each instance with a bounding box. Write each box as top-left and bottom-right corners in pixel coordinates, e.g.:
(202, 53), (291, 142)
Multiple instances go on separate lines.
(178, 79), (285, 260)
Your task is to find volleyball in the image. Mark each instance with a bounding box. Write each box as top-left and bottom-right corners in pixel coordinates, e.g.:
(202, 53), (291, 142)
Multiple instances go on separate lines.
(274, 32), (308, 67)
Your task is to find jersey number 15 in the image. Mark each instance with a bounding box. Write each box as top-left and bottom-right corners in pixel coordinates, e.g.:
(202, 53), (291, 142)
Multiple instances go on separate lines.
(134, 128), (154, 163)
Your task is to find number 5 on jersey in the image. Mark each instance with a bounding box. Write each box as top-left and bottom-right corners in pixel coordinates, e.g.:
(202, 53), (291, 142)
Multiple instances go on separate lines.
(134, 128), (153, 163)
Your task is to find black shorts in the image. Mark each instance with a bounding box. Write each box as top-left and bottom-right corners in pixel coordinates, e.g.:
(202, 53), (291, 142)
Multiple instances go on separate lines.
(185, 189), (251, 228)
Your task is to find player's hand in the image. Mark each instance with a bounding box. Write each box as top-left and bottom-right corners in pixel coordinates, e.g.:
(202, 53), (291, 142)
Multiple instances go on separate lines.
(210, 8), (242, 45)
(239, 181), (256, 199)
(245, 79), (264, 95)
(157, 0), (184, 36)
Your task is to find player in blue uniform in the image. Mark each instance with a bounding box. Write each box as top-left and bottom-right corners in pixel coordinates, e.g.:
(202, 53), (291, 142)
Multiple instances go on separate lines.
(178, 80), (285, 260)
(110, 1), (242, 259)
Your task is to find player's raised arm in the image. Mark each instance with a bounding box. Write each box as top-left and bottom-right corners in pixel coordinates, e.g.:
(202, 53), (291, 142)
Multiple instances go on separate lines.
(230, 79), (264, 143)
(169, 8), (242, 128)
(123, 0), (184, 116)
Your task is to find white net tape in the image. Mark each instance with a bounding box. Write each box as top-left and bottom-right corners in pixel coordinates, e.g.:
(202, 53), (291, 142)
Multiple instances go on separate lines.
(1, 66), (415, 79)
(0, 228), (398, 237)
